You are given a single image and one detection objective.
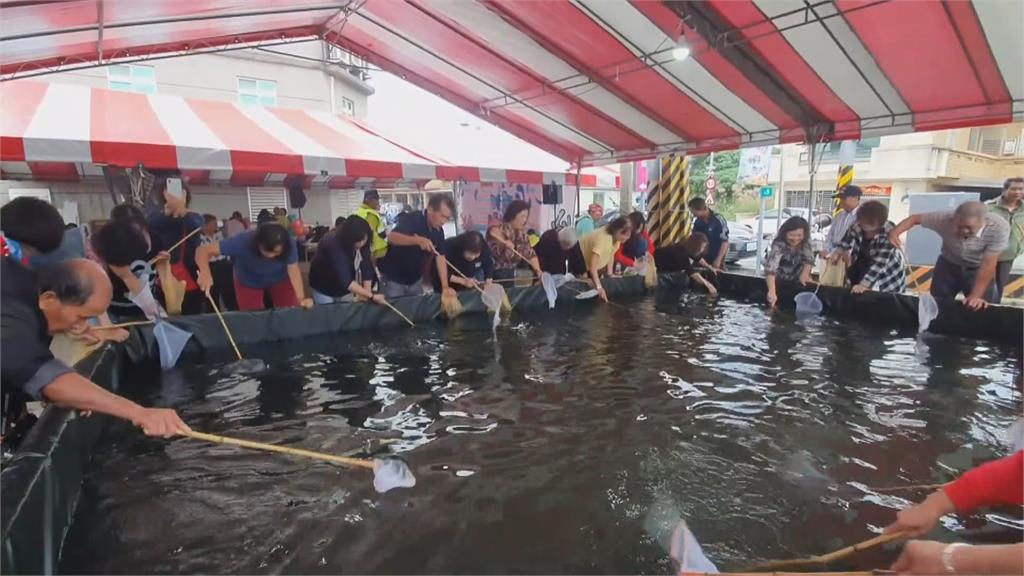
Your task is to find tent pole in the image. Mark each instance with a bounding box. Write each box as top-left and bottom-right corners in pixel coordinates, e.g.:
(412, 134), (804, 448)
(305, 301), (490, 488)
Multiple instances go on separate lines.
(574, 159), (582, 224)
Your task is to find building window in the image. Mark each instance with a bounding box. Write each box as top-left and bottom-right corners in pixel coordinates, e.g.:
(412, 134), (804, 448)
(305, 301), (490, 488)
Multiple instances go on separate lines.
(238, 77), (277, 107)
(967, 126), (1022, 156)
(341, 97), (355, 116)
(247, 187), (288, 222)
(7, 188), (52, 203)
(799, 138), (880, 163)
(107, 64), (156, 94)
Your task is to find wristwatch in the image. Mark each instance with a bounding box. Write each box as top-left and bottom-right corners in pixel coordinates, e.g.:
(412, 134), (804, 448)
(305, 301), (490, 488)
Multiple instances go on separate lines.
(942, 542), (967, 574)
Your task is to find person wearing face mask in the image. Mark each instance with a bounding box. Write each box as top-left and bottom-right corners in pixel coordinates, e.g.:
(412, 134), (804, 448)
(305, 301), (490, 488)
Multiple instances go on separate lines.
(580, 216), (633, 303)
(764, 216), (814, 308)
(889, 201), (1009, 311)
(488, 200), (542, 282)
(829, 201), (906, 294)
(196, 223), (313, 311)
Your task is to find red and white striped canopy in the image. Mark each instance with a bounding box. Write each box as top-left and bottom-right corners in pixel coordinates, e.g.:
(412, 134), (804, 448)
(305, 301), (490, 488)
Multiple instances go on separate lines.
(3, 0), (1022, 166)
(0, 80), (594, 188)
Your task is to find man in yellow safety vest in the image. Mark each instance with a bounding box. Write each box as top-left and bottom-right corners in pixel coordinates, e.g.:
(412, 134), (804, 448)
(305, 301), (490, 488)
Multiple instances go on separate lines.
(352, 189), (388, 261)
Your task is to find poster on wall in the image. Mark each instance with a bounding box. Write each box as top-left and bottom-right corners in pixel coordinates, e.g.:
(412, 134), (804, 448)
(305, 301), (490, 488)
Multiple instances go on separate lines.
(738, 146), (773, 187)
(457, 181), (579, 234)
(459, 182), (544, 232)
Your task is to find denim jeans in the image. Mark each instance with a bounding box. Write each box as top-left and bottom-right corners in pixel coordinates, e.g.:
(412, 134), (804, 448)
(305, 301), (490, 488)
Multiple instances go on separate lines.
(380, 276), (426, 299)
(311, 289), (359, 305)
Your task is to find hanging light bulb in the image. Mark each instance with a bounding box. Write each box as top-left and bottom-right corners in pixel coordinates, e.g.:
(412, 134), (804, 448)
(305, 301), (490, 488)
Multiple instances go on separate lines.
(672, 33), (691, 61)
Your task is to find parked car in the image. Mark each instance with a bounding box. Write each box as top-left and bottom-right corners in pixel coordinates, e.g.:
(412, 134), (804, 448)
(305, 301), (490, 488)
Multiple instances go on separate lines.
(740, 207), (811, 235)
(743, 208), (832, 256)
(725, 221), (758, 264)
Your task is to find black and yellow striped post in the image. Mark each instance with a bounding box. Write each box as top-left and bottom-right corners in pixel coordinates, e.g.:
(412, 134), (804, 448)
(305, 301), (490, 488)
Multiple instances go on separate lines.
(666, 155), (691, 244)
(647, 154), (688, 247)
(833, 140), (856, 216)
(834, 163), (853, 216)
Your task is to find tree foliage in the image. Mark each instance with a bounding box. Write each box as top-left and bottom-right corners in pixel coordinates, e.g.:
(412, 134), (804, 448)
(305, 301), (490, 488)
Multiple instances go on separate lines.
(687, 150), (743, 205)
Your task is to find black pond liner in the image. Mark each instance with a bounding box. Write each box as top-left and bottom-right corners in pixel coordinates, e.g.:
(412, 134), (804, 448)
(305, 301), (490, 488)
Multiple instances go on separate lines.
(2, 272), (1020, 574)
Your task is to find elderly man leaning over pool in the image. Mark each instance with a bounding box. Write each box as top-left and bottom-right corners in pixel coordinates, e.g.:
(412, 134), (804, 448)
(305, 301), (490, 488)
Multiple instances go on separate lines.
(1, 258), (190, 439)
(889, 201), (1009, 311)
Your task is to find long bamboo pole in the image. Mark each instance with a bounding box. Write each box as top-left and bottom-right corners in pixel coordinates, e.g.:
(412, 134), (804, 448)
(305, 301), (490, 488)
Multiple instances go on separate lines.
(93, 320), (155, 330)
(382, 301), (415, 327)
(745, 531), (908, 572)
(205, 292), (243, 361)
(148, 226), (202, 265)
(184, 431), (375, 469)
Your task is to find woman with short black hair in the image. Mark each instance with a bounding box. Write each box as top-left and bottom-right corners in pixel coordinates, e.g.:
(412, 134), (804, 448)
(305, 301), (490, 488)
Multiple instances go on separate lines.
(487, 200), (542, 281)
(436, 230), (494, 291)
(90, 220), (155, 319)
(196, 223), (312, 311)
(309, 216), (384, 305)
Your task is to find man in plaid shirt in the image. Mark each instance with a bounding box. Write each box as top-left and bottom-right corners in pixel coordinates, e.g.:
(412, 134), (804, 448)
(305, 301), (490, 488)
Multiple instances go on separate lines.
(831, 200), (906, 294)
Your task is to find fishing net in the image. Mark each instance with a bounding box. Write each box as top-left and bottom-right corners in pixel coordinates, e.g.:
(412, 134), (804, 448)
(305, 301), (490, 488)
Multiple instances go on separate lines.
(643, 491), (718, 576)
(643, 256), (658, 289)
(669, 520), (718, 575)
(540, 272), (558, 309)
(221, 358), (268, 375)
(794, 291), (823, 315)
(917, 293), (938, 333)
(1008, 418), (1024, 452)
(482, 284), (508, 329)
(441, 290), (464, 319)
(155, 259), (186, 316)
(551, 273), (575, 287)
(127, 261), (163, 319)
(372, 457), (417, 493)
(153, 320), (193, 370)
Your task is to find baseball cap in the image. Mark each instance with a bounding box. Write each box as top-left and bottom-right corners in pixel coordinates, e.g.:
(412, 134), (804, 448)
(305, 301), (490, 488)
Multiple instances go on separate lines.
(836, 185), (863, 199)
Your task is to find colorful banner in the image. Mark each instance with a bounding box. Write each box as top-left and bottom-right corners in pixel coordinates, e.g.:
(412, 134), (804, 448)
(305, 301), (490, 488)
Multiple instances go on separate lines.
(458, 182), (544, 233)
(737, 146), (773, 187)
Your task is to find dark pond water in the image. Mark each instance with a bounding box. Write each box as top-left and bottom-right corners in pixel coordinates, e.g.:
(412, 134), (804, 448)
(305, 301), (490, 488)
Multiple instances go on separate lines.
(60, 293), (1022, 574)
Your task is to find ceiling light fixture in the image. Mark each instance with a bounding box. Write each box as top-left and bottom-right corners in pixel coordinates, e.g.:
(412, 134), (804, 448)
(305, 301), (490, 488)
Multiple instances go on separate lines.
(672, 33), (691, 61)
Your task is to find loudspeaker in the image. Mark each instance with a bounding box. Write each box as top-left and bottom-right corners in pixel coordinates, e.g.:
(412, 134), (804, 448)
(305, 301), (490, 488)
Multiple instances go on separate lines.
(542, 183), (562, 205)
(287, 182), (307, 208)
